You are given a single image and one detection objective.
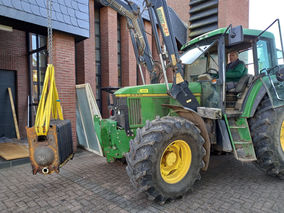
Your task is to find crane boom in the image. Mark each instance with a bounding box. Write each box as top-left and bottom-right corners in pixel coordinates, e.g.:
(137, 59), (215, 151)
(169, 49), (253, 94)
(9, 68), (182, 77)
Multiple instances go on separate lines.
(100, 0), (199, 110)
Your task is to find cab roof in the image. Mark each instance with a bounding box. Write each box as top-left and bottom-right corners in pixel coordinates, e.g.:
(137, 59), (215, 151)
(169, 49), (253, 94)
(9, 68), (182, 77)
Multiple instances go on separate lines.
(181, 28), (275, 50)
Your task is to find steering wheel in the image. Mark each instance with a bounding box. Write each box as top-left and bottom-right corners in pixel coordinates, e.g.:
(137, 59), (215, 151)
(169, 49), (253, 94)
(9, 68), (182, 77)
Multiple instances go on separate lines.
(207, 68), (218, 75)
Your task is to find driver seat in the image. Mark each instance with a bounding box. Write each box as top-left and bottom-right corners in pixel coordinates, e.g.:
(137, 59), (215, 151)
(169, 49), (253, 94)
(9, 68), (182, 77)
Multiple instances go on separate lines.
(227, 74), (252, 93)
(226, 75), (253, 109)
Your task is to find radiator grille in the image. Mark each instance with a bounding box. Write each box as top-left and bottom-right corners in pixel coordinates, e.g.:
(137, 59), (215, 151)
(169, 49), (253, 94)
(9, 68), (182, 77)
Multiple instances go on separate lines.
(128, 98), (142, 125)
(50, 119), (73, 164)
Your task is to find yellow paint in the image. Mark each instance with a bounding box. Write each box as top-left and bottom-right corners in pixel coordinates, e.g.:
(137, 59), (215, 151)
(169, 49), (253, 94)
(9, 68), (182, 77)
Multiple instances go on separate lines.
(171, 54), (177, 66)
(160, 140), (192, 184)
(166, 152), (177, 167)
(139, 89), (149, 93)
(156, 7), (170, 36)
(281, 121), (284, 152)
(175, 73), (184, 84)
(35, 64), (63, 136)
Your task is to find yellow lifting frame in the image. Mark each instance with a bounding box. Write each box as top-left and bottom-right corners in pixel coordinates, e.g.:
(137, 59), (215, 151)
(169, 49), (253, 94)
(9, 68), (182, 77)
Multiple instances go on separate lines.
(34, 64), (63, 136)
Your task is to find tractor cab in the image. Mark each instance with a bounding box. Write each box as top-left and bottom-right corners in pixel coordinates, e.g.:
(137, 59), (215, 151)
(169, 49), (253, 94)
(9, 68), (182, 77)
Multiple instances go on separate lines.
(181, 22), (284, 114)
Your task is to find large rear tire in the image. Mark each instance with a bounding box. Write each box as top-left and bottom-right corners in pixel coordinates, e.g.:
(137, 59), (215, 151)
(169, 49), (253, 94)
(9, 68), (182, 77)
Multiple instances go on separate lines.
(249, 95), (284, 179)
(125, 116), (205, 203)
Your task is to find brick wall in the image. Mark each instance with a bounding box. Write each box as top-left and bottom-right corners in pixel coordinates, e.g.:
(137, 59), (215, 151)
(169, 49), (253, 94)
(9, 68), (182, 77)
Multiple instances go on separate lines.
(53, 31), (77, 150)
(121, 17), (136, 87)
(100, 7), (118, 118)
(0, 29), (28, 138)
(76, 0), (96, 96)
(218, 0), (249, 28)
(167, 0), (190, 24)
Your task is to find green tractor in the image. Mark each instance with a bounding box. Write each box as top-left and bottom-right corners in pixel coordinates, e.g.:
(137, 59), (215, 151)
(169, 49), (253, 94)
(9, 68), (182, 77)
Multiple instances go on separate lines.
(93, 21), (284, 203)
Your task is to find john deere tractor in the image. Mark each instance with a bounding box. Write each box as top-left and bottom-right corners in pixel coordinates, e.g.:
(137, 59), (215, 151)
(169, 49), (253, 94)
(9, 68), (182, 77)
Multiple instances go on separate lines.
(90, 0), (284, 203)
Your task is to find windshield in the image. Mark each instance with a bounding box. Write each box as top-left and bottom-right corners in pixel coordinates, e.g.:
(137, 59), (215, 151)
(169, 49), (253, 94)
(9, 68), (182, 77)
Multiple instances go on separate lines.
(183, 41), (221, 108)
(180, 42), (215, 65)
(183, 41), (218, 82)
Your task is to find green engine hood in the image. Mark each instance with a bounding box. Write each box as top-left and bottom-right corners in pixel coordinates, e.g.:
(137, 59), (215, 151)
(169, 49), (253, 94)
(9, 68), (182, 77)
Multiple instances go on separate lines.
(114, 83), (201, 96)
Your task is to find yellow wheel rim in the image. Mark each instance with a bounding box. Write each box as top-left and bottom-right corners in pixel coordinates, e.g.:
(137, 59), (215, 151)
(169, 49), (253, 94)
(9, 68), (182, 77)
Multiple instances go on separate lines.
(281, 121), (284, 152)
(160, 140), (191, 184)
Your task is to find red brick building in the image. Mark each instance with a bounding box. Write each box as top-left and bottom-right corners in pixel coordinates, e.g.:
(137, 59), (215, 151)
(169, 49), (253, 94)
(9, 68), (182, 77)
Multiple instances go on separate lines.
(0, 0), (249, 149)
(0, 0), (88, 149)
(188, 0), (249, 39)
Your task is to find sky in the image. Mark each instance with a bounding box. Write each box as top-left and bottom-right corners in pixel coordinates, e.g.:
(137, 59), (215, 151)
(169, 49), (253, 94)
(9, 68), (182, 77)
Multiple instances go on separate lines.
(249, 0), (284, 49)
(249, 0), (284, 29)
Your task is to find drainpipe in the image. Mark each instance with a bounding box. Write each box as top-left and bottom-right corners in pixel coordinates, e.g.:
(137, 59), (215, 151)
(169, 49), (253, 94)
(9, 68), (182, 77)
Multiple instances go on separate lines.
(26, 32), (32, 127)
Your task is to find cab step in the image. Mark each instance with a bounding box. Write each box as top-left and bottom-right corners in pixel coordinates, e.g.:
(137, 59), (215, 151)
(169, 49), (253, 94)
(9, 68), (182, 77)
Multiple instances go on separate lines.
(224, 115), (256, 161)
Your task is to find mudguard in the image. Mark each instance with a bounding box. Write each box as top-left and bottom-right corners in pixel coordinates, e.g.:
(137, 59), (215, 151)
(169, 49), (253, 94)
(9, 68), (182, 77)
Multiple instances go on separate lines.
(163, 104), (211, 171)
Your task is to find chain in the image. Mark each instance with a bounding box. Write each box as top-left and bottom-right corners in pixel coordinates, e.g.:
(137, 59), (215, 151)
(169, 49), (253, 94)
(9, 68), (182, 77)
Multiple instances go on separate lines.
(47, 0), (53, 64)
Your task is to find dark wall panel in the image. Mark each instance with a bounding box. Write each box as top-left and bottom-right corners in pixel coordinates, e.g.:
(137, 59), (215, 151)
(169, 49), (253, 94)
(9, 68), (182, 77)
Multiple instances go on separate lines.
(189, 0), (218, 39)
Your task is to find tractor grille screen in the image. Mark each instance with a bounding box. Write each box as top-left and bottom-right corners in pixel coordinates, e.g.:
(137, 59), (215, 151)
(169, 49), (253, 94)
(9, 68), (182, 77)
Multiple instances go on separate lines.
(129, 98), (142, 125)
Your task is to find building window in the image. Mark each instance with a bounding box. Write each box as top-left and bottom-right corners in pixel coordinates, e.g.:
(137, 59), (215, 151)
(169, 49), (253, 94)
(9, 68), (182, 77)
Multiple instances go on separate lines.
(95, 8), (102, 112)
(29, 34), (47, 104)
(117, 15), (122, 87)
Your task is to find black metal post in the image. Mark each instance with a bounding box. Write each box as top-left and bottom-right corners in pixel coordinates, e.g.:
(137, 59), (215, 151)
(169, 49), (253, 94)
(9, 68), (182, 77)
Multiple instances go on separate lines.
(26, 32), (33, 127)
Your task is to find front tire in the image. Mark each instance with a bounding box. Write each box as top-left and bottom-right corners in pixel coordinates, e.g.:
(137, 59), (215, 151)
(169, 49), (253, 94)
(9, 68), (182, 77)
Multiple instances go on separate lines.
(249, 95), (284, 179)
(126, 116), (205, 203)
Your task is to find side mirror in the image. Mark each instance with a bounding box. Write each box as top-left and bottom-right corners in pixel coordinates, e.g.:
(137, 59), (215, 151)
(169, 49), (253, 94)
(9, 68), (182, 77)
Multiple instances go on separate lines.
(276, 66), (284, 82)
(228, 25), (244, 46)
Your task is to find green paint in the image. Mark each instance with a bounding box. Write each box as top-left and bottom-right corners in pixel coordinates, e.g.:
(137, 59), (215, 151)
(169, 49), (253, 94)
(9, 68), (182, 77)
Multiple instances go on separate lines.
(129, 96), (170, 129)
(94, 115), (102, 144)
(98, 119), (134, 162)
(261, 75), (284, 108)
(115, 83), (169, 95)
(115, 83), (201, 96)
(95, 83), (202, 162)
(181, 28), (275, 51)
(117, 83), (201, 129)
(235, 118), (252, 141)
(224, 115), (256, 161)
(242, 79), (263, 117)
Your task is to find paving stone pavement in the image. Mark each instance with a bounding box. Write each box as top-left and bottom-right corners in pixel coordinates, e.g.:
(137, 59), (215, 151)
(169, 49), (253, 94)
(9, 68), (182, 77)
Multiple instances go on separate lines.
(0, 150), (283, 213)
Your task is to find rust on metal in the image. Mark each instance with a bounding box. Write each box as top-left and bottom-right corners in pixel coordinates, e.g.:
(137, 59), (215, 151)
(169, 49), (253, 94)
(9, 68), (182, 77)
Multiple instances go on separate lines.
(26, 125), (60, 175)
(162, 104), (211, 171)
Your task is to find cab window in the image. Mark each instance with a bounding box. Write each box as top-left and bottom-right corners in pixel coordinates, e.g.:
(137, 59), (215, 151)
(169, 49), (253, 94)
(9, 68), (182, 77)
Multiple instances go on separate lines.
(238, 48), (255, 75)
(257, 40), (272, 70)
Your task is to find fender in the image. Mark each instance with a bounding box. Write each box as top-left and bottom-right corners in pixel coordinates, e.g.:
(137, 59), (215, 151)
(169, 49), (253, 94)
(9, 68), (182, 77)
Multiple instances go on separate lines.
(163, 104), (211, 171)
(242, 79), (267, 118)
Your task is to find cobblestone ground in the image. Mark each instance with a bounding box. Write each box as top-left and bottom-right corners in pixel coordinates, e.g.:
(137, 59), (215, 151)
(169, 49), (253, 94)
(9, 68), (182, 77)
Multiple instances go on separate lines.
(0, 150), (283, 213)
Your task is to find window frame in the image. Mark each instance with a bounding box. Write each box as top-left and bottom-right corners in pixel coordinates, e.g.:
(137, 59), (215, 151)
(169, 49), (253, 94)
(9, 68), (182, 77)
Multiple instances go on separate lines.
(28, 33), (47, 105)
(95, 7), (102, 112)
